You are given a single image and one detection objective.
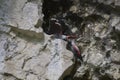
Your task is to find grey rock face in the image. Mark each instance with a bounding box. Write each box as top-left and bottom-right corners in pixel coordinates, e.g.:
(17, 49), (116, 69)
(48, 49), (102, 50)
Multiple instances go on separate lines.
(0, 1), (73, 80)
(0, 34), (8, 72)
(0, 0), (120, 80)
(115, 0), (120, 6)
(110, 16), (120, 33)
(45, 39), (73, 80)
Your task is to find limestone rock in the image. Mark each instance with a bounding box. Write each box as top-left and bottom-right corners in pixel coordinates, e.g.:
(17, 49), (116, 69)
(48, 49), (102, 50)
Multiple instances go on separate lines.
(0, 0), (120, 80)
(0, 34), (9, 73)
(45, 39), (73, 80)
(18, 2), (39, 30)
(115, 0), (120, 6)
(0, 0), (43, 33)
(110, 16), (120, 34)
(0, 32), (73, 80)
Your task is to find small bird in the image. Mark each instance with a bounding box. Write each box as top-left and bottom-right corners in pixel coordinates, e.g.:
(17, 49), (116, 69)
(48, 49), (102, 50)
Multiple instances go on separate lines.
(49, 17), (83, 62)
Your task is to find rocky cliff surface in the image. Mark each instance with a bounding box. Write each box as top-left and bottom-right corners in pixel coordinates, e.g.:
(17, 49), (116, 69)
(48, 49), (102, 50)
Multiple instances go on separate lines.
(0, 0), (120, 80)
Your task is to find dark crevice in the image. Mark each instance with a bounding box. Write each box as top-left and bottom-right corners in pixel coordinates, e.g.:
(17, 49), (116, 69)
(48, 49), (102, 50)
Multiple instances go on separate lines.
(41, 0), (119, 80)
(68, 61), (81, 80)
(27, 0), (37, 2)
(99, 74), (114, 80)
(111, 60), (120, 65)
(106, 51), (111, 58)
(65, 12), (84, 27)
(22, 57), (32, 69)
(110, 27), (120, 49)
(42, 0), (74, 34)
(73, 70), (90, 80)
(59, 60), (81, 80)
(84, 14), (105, 22)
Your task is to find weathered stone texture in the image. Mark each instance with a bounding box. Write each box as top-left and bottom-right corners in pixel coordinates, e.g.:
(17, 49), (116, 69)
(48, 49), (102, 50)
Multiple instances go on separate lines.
(0, 0), (120, 80)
